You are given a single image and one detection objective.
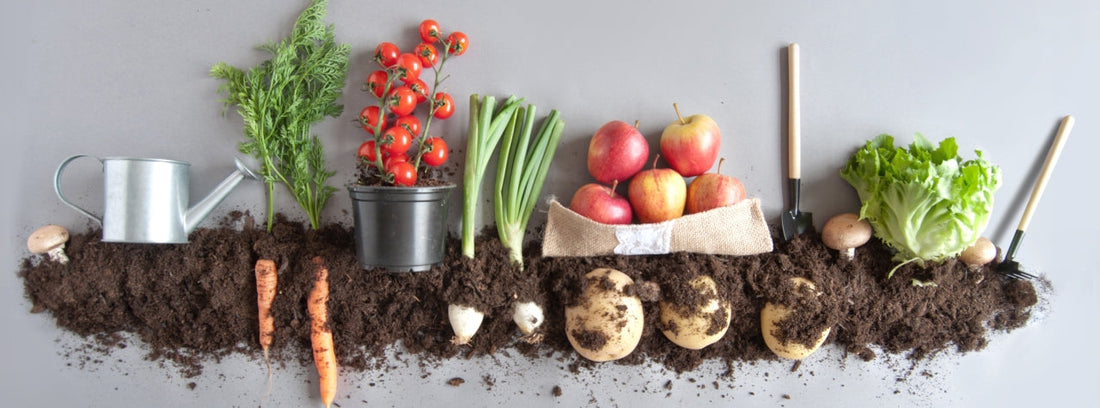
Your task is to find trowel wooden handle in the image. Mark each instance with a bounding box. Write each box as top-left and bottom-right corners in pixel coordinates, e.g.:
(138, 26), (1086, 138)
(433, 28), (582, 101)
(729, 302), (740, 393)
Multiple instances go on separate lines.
(1017, 115), (1073, 232)
(788, 43), (801, 179)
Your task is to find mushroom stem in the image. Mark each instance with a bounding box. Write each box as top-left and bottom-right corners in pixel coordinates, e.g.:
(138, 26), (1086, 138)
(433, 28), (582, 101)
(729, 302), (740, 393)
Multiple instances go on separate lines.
(840, 247), (855, 261)
(47, 246), (70, 264)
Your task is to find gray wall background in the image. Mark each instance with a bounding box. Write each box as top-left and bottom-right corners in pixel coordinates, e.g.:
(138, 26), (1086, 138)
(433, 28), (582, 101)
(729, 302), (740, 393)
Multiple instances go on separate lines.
(2, 0), (1098, 406)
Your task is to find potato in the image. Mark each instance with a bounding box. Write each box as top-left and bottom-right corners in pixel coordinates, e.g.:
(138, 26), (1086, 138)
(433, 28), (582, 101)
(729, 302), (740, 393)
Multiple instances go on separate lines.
(565, 268), (644, 362)
(760, 277), (831, 360)
(659, 275), (731, 350)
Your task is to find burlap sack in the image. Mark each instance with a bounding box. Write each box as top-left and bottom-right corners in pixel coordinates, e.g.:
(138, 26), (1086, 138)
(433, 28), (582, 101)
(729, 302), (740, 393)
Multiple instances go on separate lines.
(542, 197), (773, 257)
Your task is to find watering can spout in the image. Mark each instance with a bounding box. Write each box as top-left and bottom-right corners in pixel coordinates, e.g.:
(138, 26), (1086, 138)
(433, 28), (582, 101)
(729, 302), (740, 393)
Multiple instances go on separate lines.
(184, 157), (259, 234)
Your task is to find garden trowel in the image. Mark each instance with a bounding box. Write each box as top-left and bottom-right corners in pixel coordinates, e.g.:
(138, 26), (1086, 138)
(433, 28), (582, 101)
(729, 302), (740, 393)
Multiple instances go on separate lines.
(782, 43), (813, 240)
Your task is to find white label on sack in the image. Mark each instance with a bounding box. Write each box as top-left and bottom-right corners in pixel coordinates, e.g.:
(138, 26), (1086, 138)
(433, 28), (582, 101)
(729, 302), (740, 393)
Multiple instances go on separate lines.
(614, 222), (674, 255)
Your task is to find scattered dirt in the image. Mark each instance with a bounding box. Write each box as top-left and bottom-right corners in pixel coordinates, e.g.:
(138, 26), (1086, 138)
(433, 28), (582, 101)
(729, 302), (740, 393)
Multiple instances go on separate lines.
(17, 212), (1040, 380)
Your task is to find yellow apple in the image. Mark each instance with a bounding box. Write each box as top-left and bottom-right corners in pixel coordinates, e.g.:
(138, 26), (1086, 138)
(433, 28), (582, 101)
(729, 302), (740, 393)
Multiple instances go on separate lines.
(627, 159), (686, 223)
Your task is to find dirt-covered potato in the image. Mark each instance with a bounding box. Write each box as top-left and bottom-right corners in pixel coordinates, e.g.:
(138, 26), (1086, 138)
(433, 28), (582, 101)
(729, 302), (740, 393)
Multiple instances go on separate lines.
(659, 275), (731, 350)
(761, 277), (831, 360)
(565, 268), (644, 362)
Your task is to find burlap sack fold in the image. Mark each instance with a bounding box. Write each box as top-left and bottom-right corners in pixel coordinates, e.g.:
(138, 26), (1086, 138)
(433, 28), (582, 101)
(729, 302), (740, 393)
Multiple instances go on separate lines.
(542, 197), (774, 257)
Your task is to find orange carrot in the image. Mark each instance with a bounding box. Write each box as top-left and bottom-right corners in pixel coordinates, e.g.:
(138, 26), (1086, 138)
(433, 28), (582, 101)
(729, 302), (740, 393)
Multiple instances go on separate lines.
(308, 257), (337, 408)
(255, 259), (277, 395)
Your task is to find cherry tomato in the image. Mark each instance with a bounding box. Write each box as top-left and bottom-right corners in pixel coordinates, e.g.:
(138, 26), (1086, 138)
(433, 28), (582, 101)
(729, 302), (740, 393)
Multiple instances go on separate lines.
(406, 78), (430, 104)
(386, 86), (418, 116)
(419, 19), (442, 43)
(358, 105), (386, 135)
(365, 70), (389, 98)
(432, 92), (455, 119)
(414, 43), (438, 68)
(374, 42), (400, 68)
(421, 137), (449, 167)
(393, 53), (422, 83)
(383, 152), (409, 169)
(380, 125), (412, 155)
(387, 161), (417, 186)
(394, 115), (421, 136)
(357, 140), (379, 163)
(446, 32), (468, 56)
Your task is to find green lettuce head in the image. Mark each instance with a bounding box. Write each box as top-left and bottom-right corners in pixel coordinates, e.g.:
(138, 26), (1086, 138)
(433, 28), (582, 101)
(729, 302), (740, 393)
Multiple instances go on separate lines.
(840, 134), (1001, 275)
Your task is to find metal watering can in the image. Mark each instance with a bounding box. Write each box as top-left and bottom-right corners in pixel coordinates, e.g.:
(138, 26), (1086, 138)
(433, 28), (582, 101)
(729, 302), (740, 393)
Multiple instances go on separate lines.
(54, 155), (259, 244)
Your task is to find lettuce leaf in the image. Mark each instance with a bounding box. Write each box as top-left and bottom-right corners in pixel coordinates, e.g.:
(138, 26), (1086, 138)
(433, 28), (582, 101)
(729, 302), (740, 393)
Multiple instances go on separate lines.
(840, 134), (1001, 274)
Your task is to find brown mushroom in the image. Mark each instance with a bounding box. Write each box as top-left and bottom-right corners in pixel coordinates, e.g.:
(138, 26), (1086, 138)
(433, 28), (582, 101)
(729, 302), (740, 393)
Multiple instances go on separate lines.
(821, 213), (872, 261)
(27, 224), (70, 264)
(959, 237), (996, 271)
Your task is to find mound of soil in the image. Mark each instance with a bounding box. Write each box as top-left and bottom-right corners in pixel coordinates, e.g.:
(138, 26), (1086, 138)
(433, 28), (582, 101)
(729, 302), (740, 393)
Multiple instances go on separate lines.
(17, 212), (1040, 378)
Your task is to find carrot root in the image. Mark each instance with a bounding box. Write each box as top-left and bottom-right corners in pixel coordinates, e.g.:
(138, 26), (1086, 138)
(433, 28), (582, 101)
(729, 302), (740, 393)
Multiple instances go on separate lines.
(309, 256), (337, 408)
(255, 259), (278, 403)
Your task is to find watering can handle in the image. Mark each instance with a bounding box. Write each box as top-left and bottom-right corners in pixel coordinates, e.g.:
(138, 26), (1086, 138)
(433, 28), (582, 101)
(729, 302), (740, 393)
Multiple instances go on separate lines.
(54, 154), (104, 225)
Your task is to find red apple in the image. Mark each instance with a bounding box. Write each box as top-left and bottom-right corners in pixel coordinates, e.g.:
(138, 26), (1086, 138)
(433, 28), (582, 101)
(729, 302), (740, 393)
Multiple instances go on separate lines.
(588, 120), (649, 184)
(659, 103), (721, 177)
(569, 182), (633, 225)
(686, 158), (746, 214)
(628, 158), (687, 223)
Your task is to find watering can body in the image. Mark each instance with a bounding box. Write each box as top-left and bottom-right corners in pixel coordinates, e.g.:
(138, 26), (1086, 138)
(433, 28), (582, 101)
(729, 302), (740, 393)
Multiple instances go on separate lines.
(54, 155), (258, 244)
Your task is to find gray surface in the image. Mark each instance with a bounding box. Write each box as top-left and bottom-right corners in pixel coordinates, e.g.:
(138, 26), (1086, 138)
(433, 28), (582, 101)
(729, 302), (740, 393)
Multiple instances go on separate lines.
(3, 0), (1099, 406)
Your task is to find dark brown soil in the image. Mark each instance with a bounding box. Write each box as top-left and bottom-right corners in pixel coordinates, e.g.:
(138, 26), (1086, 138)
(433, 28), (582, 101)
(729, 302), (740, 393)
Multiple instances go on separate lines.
(17, 213), (1040, 379)
(354, 160), (458, 187)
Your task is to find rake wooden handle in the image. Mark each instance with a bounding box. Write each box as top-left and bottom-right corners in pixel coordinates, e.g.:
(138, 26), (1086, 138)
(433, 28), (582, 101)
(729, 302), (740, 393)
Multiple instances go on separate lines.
(1017, 115), (1074, 232)
(788, 43), (801, 179)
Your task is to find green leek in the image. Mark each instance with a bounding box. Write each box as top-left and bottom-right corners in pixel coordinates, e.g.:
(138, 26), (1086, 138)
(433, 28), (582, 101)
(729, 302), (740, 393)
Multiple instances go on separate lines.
(494, 106), (565, 266)
(462, 94), (524, 259)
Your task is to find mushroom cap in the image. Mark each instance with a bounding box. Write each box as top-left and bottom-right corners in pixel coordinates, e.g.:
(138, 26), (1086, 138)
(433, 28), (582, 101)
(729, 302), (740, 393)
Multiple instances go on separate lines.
(959, 236), (996, 266)
(27, 224), (70, 254)
(821, 213), (872, 250)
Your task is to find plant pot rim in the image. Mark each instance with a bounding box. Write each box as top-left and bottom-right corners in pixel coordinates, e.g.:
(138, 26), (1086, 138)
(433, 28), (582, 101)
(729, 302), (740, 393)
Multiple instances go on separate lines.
(347, 182), (456, 192)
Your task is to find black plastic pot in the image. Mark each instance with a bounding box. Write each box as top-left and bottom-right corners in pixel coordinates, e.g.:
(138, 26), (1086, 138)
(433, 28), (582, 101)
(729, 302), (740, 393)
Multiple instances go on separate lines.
(348, 183), (456, 272)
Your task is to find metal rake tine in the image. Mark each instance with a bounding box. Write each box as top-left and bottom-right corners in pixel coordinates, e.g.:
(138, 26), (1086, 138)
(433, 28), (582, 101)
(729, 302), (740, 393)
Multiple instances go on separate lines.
(1000, 269), (1036, 280)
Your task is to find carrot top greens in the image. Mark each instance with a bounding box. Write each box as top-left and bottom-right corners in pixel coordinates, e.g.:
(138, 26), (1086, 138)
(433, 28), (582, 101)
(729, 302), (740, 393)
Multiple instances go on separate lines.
(211, 0), (350, 230)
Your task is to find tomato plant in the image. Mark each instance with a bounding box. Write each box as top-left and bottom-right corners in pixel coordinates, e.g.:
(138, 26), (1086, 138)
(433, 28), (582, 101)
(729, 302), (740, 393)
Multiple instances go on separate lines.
(357, 19), (467, 186)
(422, 137), (448, 167)
(374, 42), (400, 67)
